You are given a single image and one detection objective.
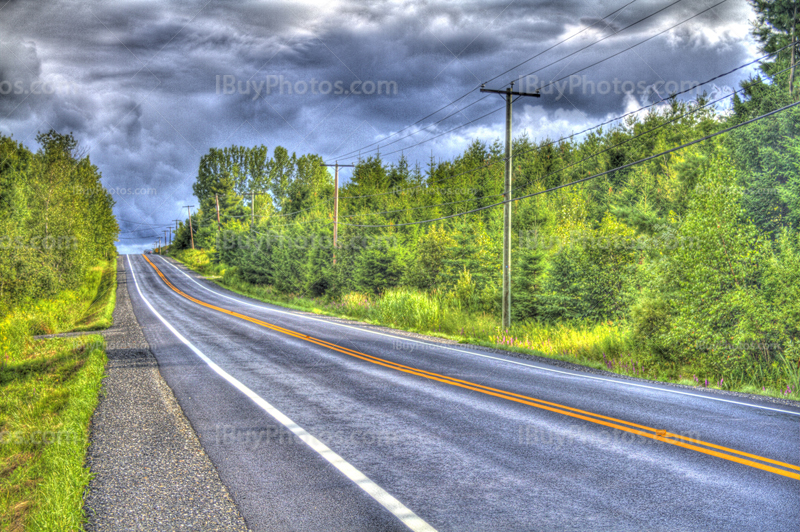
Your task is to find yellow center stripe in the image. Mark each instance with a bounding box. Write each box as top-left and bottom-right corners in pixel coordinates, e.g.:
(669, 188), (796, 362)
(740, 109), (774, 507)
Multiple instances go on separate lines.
(141, 255), (800, 480)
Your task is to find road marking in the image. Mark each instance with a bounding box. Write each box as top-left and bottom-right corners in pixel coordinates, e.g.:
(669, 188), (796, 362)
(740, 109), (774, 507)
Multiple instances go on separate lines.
(143, 254), (800, 481)
(127, 255), (437, 532)
(155, 255), (800, 418)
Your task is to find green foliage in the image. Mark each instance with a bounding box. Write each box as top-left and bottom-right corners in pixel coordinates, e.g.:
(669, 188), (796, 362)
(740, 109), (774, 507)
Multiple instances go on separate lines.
(0, 257), (115, 529)
(0, 131), (118, 316)
(354, 239), (404, 294)
(405, 225), (456, 290)
(747, 0), (798, 101)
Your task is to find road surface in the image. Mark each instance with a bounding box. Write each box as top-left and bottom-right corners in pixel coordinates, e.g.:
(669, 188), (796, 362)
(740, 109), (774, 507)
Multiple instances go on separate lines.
(124, 253), (800, 531)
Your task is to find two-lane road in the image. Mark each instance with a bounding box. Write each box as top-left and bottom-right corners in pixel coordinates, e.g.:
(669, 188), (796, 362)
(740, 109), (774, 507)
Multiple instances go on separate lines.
(124, 253), (800, 531)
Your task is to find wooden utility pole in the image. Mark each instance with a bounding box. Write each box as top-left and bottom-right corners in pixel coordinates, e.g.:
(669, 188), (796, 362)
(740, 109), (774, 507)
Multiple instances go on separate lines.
(480, 81), (540, 330)
(215, 193), (222, 230)
(322, 161), (355, 265)
(251, 191), (255, 225)
(791, 2), (797, 99)
(163, 230), (168, 251)
(184, 205), (195, 249)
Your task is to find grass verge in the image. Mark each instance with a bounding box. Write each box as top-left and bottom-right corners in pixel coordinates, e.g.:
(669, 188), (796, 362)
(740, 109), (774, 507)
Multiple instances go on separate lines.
(0, 336), (105, 531)
(169, 249), (798, 402)
(71, 260), (117, 332)
(0, 258), (116, 530)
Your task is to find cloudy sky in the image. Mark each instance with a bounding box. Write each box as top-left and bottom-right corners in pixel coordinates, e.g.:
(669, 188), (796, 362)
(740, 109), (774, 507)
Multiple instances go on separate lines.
(0, 0), (762, 252)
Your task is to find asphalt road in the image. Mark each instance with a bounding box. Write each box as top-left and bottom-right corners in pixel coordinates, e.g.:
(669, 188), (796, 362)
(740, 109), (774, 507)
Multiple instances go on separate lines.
(125, 253), (800, 532)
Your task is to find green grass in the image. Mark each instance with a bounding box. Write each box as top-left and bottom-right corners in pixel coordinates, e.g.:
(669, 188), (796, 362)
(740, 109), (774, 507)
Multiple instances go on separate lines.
(0, 336), (105, 532)
(71, 259), (117, 332)
(169, 249), (799, 402)
(0, 258), (116, 530)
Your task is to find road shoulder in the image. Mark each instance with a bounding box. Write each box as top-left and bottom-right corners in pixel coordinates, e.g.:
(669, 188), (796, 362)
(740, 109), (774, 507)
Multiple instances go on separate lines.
(83, 257), (250, 531)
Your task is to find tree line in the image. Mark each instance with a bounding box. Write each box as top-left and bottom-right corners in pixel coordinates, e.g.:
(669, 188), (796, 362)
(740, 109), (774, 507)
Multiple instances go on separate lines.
(0, 131), (119, 316)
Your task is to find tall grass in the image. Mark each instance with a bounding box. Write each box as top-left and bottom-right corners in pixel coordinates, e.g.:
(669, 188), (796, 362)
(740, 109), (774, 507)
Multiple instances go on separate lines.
(71, 260), (117, 332)
(0, 259), (115, 353)
(378, 289), (442, 331)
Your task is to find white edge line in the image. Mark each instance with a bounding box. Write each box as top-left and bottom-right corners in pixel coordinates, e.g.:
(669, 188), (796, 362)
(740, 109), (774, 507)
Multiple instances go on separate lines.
(128, 255), (437, 532)
(154, 255), (800, 418)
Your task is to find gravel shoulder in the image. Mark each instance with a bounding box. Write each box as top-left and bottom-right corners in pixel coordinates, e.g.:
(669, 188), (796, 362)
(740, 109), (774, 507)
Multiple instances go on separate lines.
(83, 257), (250, 531)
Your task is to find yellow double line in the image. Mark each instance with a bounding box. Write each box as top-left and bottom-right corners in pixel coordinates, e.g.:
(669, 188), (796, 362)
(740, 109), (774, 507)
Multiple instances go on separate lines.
(142, 255), (800, 480)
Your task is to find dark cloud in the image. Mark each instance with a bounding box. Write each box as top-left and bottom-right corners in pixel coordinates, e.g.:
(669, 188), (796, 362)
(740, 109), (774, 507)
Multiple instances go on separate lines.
(0, 0), (762, 252)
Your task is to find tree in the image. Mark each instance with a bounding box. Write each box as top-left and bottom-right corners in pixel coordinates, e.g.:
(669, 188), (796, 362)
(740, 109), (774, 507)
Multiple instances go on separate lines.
(749, 0), (798, 97)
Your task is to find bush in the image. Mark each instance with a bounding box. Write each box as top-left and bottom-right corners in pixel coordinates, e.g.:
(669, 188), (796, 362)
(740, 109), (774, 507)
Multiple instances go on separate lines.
(629, 294), (675, 362)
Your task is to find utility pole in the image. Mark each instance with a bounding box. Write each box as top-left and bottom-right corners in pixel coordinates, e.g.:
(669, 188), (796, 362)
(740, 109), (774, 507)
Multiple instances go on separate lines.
(215, 193), (222, 231)
(184, 205), (195, 250)
(791, 1), (797, 99)
(251, 191), (255, 225)
(322, 161), (355, 265)
(163, 230), (168, 252)
(480, 81), (540, 330)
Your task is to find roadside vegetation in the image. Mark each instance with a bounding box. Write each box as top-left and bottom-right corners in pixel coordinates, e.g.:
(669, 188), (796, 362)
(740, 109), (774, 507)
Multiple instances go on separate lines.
(171, 248), (799, 401)
(0, 131), (119, 530)
(168, 4), (799, 401)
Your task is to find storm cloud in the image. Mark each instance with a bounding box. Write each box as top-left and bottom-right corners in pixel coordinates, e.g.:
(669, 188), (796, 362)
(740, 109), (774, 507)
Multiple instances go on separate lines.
(0, 0), (761, 252)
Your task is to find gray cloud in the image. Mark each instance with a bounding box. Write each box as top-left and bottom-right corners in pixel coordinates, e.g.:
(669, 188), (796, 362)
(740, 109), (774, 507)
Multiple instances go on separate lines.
(0, 0), (762, 252)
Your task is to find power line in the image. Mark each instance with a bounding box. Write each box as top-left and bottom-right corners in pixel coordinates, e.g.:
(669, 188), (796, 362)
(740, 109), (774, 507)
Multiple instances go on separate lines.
(334, 0), (645, 160)
(260, 56), (792, 230)
(506, 60), (797, 194)
(526, 0), (729, 97)
(375, 0), (725, 160)
(116, 219), (172, 227)
(337, 0), (688, 160)
(338, 43), (787, 202)
(480, 0), (641, 88)
(158, 49), (788, 233)
(338, 99), (800, 228)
